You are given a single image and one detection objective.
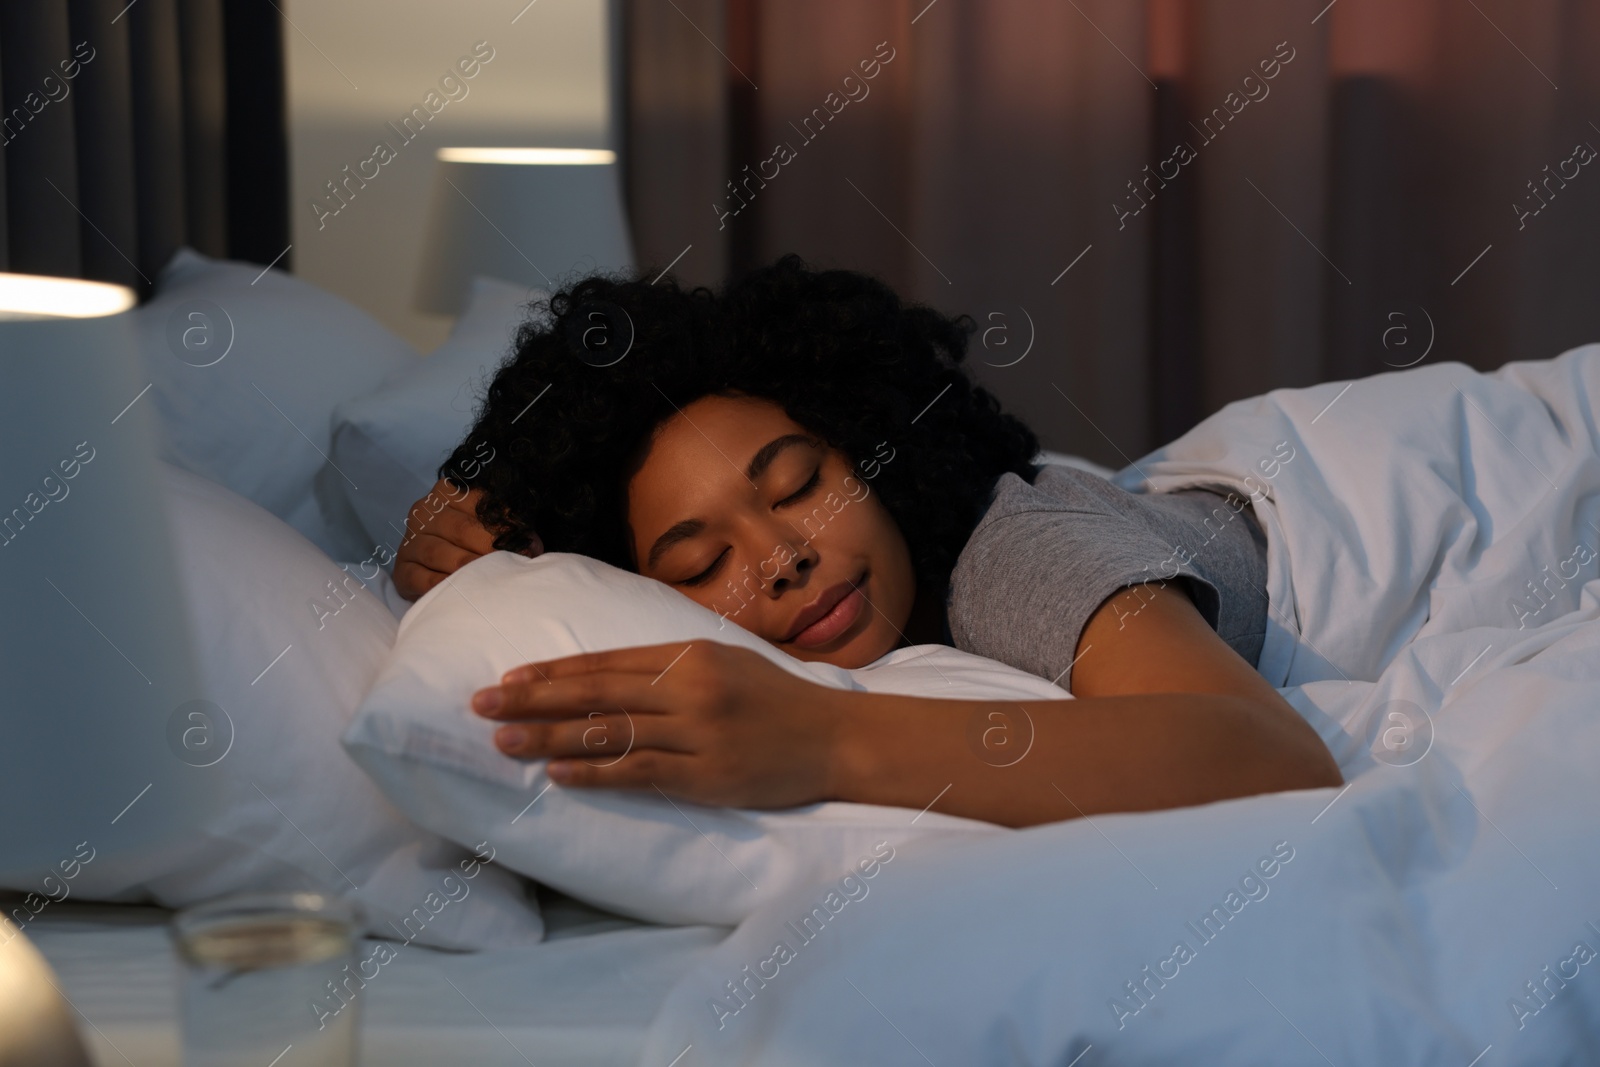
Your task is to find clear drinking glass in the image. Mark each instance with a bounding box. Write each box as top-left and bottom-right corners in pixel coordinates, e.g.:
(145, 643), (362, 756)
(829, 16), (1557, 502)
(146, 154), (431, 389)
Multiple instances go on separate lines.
(171, 891), (362, 1067)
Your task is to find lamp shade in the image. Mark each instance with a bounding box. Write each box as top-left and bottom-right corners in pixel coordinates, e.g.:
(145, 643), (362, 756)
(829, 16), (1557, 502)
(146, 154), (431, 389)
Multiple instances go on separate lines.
(0, 273), (218, 888)
(413, 147), (635, 316)
(0, 915), (93, 1067)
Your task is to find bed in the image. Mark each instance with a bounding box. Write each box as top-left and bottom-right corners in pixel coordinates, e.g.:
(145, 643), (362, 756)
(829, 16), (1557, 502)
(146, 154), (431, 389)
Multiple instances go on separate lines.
(7, 249), (1600, 1066)
(628, 344), (1600, 1066)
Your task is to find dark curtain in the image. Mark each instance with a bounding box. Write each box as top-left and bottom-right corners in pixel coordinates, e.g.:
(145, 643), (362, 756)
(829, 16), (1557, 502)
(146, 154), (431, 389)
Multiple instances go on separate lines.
(0, 0), (289, 295)
(622, 0), (730, 290)
(622, 0), (1600, 464)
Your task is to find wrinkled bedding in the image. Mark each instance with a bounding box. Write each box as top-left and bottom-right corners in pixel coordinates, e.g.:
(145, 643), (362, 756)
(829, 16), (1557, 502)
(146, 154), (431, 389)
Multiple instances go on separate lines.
(635, 347), (1600, 1065)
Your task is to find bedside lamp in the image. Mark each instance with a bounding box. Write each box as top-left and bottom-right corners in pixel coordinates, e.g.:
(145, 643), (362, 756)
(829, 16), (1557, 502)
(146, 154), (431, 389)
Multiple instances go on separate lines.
(0, 274), (135, 320)
(0, 915), (92, 1066)
(0, 273), (217, 901)
(413, 147), (636, 316)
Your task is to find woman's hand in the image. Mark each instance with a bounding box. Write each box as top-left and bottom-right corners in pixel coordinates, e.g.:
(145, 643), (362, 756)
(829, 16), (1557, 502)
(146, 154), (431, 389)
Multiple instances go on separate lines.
(470, 640), (843, 809)
(393, 479), (536, 601)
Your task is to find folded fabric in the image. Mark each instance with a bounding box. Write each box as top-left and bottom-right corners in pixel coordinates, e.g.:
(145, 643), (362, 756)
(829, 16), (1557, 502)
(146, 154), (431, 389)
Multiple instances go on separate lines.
(345, 551), (1073, 926)
(56, 464), (546, 950)
(1114, 345), (1600, 687)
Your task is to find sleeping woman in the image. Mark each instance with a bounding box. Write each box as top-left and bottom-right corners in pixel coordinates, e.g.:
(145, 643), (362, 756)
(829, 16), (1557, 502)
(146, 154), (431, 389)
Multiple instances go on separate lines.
(392, 255), (1342, 828)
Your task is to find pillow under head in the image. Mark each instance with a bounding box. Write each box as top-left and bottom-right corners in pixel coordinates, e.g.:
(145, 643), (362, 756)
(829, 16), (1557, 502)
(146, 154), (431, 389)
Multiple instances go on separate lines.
(344, 551), (1073, 925)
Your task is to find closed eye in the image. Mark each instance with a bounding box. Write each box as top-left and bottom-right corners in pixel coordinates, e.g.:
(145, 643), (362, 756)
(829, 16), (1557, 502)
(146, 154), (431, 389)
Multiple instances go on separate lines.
(678, 468), (819, 587)
(776, 468), (821, 508)
(680, 547), (729, 587)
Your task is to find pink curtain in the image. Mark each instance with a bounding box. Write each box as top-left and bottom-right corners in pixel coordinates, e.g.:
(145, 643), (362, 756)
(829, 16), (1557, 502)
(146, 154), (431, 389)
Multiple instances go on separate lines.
(626, 0), (1600, 461)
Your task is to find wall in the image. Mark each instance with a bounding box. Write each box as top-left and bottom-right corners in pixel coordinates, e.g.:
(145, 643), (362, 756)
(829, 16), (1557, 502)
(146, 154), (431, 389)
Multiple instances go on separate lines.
(283, 0), (613, 353)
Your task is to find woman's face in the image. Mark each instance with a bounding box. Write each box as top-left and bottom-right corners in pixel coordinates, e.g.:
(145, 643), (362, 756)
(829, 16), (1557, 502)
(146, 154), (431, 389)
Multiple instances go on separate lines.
(626, 393), (916, 669)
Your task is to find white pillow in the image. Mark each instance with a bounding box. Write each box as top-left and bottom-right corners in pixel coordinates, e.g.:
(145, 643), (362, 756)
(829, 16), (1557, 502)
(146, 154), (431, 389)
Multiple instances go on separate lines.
(344, 552), (1073, 926)
(330, 276), (545, 549)
(132, 248), (420, 559)
(77, 464), (545, 950)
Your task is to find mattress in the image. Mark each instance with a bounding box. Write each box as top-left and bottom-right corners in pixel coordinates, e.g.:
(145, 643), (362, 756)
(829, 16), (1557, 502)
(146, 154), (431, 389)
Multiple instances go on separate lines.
(26, 888), (727, 1066)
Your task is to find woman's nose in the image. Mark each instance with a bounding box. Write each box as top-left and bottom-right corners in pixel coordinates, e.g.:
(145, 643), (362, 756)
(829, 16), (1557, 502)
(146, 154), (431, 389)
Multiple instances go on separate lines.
(762, 535), (818, 595)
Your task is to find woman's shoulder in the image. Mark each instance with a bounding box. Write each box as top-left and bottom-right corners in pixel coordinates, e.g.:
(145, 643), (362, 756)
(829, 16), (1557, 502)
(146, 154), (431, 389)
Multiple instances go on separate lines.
(955, 465), (1163, 595)
(958, 462), (1233, 594)
(947, 463), (1189, 685)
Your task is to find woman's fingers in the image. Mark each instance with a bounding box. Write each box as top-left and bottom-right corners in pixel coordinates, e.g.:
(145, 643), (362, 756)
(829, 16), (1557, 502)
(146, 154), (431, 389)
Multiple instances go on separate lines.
(402, 479), (454, 538)
(474, 668), (670, 720)
(499, 640), (710, 686)
(404, 529), (482, 576)
(492, 712), (690, 760)
(404, 481), (478, 536)
(392, 560), (449, 601)
(442, 490), (498, 555)
(488, 706), (711, 799)
(408, 502), (492, 557)
(546, 749), (699, 792)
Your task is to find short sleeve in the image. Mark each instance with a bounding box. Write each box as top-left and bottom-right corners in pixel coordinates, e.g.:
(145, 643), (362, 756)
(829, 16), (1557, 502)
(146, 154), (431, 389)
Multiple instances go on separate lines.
(945, 467), (1265, 692)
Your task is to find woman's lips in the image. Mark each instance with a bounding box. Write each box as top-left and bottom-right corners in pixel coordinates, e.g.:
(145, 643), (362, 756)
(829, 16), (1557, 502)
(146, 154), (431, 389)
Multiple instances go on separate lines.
(789, 574), (868, 649)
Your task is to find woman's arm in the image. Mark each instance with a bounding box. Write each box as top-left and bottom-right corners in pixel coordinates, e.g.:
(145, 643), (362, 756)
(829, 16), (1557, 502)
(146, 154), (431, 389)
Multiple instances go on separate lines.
(825, 687), (1337, 828)
(475, 583), (1341, 828)
(858, 576), (1343, 825)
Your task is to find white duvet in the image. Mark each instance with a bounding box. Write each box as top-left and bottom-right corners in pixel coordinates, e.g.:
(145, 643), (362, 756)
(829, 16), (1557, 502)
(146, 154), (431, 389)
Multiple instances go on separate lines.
(635, 347), (1600, 1065)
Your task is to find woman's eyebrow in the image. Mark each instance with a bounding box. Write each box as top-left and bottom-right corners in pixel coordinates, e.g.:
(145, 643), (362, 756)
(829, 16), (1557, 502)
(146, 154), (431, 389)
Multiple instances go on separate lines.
(647, 518), (706, 569)
(745, 433), (816, 481)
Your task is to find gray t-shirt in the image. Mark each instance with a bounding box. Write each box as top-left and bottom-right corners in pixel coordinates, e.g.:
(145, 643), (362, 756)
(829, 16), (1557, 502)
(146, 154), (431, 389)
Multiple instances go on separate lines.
(945, 465), (1269, 691)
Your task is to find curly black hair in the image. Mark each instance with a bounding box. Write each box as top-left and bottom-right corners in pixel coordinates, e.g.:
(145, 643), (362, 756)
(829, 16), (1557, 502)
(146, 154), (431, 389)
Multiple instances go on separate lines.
(439, 254), (1040, 604)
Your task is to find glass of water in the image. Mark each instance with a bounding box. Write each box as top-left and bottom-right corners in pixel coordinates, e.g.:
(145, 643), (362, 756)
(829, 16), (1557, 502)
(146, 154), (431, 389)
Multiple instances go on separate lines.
(171, 891), (362, 1067)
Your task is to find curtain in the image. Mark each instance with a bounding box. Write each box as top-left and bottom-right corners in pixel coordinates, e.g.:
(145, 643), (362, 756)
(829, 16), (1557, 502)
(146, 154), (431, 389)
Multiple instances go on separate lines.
(624, 0), (1600, 462)
(0, 0), (290, 294)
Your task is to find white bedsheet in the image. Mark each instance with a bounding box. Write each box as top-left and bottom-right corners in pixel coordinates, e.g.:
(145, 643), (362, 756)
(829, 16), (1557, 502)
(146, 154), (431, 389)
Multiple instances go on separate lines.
(28, 894), (726, 1066)
(636, 348), (1600, 1065)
